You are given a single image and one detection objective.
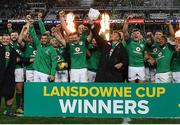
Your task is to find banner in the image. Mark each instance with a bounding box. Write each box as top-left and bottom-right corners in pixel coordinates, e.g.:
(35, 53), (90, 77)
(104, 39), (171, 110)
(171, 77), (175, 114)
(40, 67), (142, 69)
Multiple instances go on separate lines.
(24, 83), (180, 118)
(128, 19), (144, 23)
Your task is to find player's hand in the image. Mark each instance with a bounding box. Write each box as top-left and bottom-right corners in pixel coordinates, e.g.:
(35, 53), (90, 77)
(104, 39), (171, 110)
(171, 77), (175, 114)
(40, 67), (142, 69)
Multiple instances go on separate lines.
(64, 63), (68, 68)
(59, 10), (65, 17)
(16, 57), (21, 62)
(165, 20), (171, 25)
(87, 17), (94, 25)
(149, 59), (156, 65)
(49, 75), (55, 82)
(51, 27), (56, 33)
(29, 19), (34, 25)
(175, 44), (180, 52)
(56, 24), (62, 29)
(38, 12), (43, 20)
(45, 31), (51, 36)
(51, 27), (57, 36)
(26, 15), (31, 22)
(22, 26), (28, 32)
(114, 63), (123, 69)
(124, 15), (133, 23)
(29, 58), (34, 63)
(144, 54), (150, 61)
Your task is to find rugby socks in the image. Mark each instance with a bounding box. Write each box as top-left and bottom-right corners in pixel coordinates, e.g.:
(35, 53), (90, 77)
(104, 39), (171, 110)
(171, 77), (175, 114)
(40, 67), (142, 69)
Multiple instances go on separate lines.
(6, 104), (12, 114)
(16, 93), (22, 109)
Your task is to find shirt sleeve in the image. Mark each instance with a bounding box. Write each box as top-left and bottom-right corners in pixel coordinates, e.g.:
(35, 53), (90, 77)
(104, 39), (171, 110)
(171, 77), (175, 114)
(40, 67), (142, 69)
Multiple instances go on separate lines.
(50, 47), (58, 76)
(29, 25), (41, 47)
(38, 20), (46, 34)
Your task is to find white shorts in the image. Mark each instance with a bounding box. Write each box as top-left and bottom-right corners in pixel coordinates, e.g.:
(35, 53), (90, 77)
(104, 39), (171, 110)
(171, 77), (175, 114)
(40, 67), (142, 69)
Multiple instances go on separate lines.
(172, 72), (180, 83)
(88, 70), (96, 82)
(55, 70), (68, 82)
(15, 68), (24, 82)
(128, 66), (145, 81)
(34, 71), (49, 82)
(70, 68), (88, 82)
(155, 72), (172, 83)
(145, 68), (156, 82)
(26, 70), (34, 82)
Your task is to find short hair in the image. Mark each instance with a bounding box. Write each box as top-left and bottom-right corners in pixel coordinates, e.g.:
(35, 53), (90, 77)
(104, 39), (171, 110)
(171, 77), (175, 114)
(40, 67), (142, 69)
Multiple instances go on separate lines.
(10, 30), (19, 34)
(112, 31), (121, 38)
(132, 28), (141, 33)
(155, 30), (163, 34)
(2, 34), (10, 37)
(69, 32), (79, 37)
(41, 33), (49, 37)
(161, 35), (167, 42)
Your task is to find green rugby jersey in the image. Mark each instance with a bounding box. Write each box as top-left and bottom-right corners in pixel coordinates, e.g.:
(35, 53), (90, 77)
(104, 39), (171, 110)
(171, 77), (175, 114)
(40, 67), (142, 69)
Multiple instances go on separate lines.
(87, 43), (100, 72)
(121, 40), (127, 48)
(145, 43), (159, 68)
(155, 43), (174, 73)
(171, 52), (180, 72)
(23, 42), (36, 70)
(126, 39), (146, 67)
(68, 32), (87, 69)
(10, 41), (24, 69)
(56, 46), (67, 71)
(29, 25), (57, 76)
(146, 43), (159, 58)
(38, 20), (46, 34)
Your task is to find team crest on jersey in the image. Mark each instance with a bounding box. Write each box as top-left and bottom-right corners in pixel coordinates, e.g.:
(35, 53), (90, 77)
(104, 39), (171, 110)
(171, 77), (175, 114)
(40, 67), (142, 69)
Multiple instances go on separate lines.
(5, 52), (10, 57)
(153, 48), (157, 52)
(136, 47), (141, 52)
(158, 52), (162, 57)
(75, 47), (81, 52)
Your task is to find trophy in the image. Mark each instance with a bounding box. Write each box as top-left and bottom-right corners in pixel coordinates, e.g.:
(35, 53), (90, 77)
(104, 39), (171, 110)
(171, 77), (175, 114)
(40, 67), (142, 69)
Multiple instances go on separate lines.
(88, 8), (100, 21)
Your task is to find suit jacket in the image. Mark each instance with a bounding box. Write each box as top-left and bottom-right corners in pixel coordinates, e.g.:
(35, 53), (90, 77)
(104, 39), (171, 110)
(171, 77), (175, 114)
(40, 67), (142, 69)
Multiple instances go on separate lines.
(91, 26), (128, 82)
(0, 44), (18, 99)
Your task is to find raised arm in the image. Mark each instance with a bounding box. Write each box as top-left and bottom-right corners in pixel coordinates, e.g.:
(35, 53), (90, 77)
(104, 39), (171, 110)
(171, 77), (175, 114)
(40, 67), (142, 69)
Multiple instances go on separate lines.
(166, 21), (175, 38)
(91, 25), (108, 49)
(29, 19), (41, 47)
(87, 30), (93, 43)
(18, 23), (30, 45)
(50, 48), (58, 76)
(123, 15), (133, 40)
(37, 12), (47, 34)
(51, 25), (67, 47)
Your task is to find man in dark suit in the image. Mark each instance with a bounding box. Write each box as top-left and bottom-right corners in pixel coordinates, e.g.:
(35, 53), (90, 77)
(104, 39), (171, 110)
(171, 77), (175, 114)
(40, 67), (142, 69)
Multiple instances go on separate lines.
(0, 34), (19, 116)
(89, 24), (128, 82)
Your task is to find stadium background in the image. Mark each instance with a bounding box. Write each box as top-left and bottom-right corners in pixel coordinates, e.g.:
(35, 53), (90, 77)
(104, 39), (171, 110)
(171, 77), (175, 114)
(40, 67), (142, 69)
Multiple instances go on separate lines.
(0, 0), (180, 124)
(0, 0), (180, 34)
